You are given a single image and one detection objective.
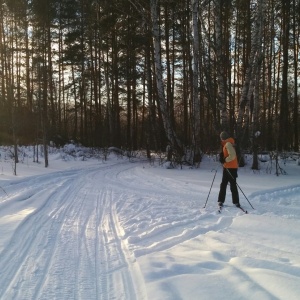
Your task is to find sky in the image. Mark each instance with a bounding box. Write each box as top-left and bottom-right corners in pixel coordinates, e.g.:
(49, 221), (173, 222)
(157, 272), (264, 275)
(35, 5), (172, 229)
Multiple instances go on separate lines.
(0, 145), (299, 300)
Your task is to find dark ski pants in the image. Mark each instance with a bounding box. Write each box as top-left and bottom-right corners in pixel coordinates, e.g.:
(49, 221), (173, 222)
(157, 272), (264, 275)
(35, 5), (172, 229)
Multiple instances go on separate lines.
(218, 168), (240, 205)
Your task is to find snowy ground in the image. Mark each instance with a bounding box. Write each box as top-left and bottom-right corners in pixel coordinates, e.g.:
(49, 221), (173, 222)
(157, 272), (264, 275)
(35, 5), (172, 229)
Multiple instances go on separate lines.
(0, 146), (299, 300)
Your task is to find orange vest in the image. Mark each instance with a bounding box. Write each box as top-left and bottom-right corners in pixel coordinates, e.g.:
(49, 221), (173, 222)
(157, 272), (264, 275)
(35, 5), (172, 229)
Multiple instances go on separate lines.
(222, 138), (238, 169)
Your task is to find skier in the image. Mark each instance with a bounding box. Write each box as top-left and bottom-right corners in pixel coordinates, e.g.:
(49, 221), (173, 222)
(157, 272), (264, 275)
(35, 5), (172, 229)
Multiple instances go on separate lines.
(218, 131), (240, 208)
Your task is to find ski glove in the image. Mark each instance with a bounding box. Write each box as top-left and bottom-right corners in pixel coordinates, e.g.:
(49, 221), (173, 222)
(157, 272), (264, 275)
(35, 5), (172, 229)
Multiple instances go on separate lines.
(219, 152), (225, 164)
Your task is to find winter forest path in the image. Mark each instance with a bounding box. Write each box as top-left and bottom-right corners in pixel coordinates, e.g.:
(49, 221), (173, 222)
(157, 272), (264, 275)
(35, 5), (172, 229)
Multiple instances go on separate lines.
(1, 160), (300, 300)
(0, 163), (145, 300)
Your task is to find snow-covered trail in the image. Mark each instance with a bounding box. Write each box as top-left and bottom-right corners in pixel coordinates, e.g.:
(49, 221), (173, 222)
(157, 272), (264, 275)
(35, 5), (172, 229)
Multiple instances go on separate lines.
(0, 163), (146, 300)
(0, 159), (300, 300)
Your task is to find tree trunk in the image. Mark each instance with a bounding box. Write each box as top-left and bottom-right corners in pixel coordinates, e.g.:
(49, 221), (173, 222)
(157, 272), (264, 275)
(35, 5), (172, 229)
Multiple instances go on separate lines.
(236, 0), (265, 148)
(191, 0), (202, 160)
(214, 0), (228, 130)
(150, 0), (183, 155)
(278, 0), (290, 151)
(292, 0), (299, 151)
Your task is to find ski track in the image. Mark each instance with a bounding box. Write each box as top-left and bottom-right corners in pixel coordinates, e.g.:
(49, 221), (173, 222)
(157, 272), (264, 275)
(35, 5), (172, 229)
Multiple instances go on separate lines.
(0, 161), (299, 299)
(0, 163), (142, 300)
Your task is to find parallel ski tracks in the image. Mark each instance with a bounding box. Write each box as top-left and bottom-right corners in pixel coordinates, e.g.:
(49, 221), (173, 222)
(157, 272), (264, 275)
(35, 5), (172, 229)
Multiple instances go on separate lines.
(0, 165), (141, 300)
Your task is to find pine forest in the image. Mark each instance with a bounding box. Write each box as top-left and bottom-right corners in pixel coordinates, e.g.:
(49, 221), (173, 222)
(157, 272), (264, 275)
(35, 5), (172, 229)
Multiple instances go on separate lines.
(0, 0), (299, 165)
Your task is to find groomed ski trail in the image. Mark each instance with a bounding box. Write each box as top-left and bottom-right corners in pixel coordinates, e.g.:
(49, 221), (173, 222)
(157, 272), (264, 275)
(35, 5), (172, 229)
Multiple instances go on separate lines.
(0, 163), (146, 300)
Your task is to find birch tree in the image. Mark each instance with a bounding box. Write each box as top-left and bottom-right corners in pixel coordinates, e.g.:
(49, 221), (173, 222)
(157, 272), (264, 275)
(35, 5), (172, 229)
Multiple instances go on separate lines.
(150, 0), (183, 155)
(250, 0), (265, 169)
(1, 0), (298, 154)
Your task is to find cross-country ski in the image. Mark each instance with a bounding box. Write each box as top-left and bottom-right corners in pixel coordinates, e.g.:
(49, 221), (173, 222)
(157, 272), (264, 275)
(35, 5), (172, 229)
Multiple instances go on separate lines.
(217, 204), (248, 214)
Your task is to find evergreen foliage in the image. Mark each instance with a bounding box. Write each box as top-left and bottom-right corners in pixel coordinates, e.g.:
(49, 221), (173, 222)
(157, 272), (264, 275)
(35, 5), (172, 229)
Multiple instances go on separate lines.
(0, 0), (299, 156)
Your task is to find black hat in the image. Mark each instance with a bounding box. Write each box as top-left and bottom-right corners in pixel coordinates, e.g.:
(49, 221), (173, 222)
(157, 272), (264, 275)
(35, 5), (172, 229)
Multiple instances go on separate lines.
(220, 131), (230, 140)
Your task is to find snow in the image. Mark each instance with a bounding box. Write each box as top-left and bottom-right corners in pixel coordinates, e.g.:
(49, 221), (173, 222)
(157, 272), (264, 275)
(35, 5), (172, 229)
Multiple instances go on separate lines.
(0, 147), (299, 300)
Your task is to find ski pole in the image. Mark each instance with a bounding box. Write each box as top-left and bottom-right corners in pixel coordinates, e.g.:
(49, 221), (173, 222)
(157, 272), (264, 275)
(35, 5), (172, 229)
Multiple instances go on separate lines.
(203, 166), (219, 208)
(224, 167), (255, 209)
(0, 185), (8, 196)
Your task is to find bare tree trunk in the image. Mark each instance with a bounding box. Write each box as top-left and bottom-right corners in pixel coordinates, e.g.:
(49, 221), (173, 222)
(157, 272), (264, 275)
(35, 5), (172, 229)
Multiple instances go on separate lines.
(164, 2), (175, 129)
(43, 42), (49, 168)
(251, 70), (261, 170)
(191, 0), (202, 161)
(10, 85), (19, 172)
(236, 0), (265, 146)
(103, 47), (113, 145)
(292, 0), (299, 151)
(150, 0), (183, 155)
(71, 65), (78, 140)
(214, 0), (228, 130)
(145, 30), (158, 150)
(278, 0), (290, 151)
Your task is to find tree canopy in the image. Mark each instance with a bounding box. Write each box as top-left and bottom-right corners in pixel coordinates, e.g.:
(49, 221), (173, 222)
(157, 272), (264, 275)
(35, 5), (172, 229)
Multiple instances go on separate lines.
(0, 0), (299, 155)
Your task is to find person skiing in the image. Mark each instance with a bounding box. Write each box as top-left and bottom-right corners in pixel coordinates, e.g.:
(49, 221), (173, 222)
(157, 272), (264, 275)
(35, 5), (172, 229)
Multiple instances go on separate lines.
(218, 131), (240, 208)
